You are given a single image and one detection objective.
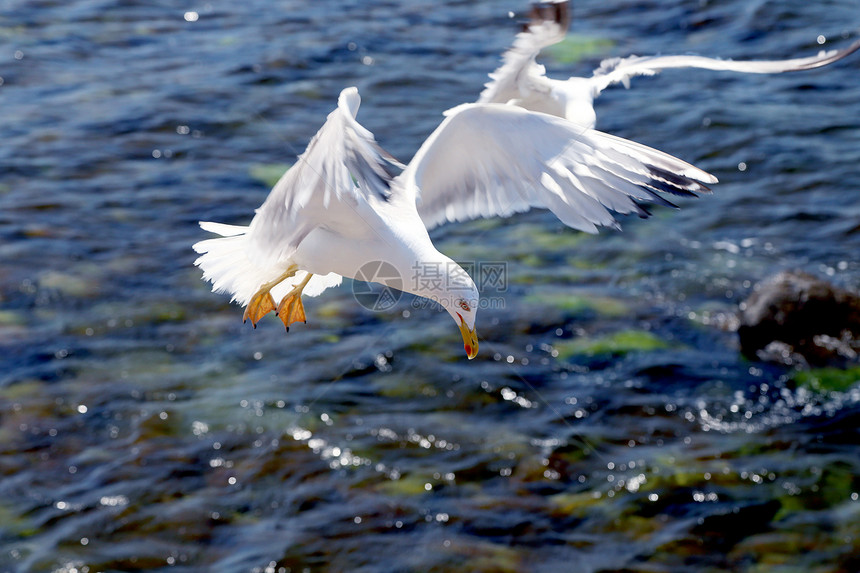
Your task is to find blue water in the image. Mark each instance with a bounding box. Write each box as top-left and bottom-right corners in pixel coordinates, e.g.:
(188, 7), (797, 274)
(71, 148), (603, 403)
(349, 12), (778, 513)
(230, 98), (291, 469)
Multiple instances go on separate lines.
(1, 1), (859, 571)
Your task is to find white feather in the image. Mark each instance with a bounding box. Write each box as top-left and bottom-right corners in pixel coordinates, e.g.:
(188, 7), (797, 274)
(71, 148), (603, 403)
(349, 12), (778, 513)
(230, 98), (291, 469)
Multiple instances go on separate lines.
(192, 223), (342, 305)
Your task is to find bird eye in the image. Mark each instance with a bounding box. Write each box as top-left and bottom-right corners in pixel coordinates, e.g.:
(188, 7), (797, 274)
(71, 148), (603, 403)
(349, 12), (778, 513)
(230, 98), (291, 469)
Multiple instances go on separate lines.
(459, 300), (470, 312)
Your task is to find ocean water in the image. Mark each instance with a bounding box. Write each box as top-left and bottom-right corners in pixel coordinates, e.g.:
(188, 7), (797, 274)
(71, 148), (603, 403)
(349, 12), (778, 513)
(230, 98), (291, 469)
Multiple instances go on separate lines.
(1, 1), (859, 571)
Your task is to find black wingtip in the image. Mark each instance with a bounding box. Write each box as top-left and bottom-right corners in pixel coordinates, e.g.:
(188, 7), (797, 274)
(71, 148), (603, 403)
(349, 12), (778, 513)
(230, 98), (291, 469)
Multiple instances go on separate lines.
(645, 165), (710, 198)
(633, 200), (653, 219)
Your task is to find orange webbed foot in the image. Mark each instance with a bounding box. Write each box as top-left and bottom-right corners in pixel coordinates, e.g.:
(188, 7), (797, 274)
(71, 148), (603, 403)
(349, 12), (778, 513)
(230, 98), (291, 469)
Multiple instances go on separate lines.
(243, 291), (276, 327)
(276, 293), (307, 331)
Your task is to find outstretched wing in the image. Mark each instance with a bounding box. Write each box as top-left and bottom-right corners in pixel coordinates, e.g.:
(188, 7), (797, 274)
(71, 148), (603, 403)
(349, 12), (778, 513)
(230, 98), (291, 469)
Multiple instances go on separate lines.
(247, 87), (403, 266)
(591, 38), (860, 93)
(478, 1), (570, 109)
(404, 103), (716, 233)
(258, 86), (402, 221)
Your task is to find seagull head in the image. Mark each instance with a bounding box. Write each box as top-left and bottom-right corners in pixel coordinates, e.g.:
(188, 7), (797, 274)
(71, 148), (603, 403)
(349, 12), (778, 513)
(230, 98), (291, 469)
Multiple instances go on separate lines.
(443, 294), (479, 360)
(409, 253), (480, 359)
(440, 270), (480, 360)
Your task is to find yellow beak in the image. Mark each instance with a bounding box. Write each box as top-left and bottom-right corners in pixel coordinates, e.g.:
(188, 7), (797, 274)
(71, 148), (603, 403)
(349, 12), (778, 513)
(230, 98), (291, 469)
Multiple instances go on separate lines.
(459, 316), (479, 360)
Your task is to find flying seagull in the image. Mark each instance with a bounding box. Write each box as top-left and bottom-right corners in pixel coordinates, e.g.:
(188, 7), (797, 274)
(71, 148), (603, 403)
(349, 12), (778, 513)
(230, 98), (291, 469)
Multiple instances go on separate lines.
(193, 2), (856, 360)
(480, 0), (860, 128)
(193, 86), (715, 359)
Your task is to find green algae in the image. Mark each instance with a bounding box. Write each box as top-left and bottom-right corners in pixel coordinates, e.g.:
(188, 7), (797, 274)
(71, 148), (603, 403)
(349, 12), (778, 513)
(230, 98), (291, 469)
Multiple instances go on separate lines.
(437, 539), (524, 573)
(0, 379), (46, 402)
(375, 473), (434, 496)
(554, 329), (671, 359)
(374, 374), (435, 400)
(0, 502), (37, 538)
(249, 163), (291, 188)
(38, 270), (100, 298)
(544, 34), (615, 64)
(0, 309), (26, 326)
(146, 301), (188, 324)
(792, 366), (860, 393)
(524, 291), (628, 317)
(547, 490), (604, 517)
(509, 252), (545, 268)
(505, 223), (590, 252)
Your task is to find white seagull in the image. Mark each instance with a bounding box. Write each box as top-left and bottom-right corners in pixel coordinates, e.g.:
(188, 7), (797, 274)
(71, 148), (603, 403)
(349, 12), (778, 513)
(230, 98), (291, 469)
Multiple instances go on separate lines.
(480, 0), (860, 128)
(193, 86), (715, 358)
(193, 2), (856, 360)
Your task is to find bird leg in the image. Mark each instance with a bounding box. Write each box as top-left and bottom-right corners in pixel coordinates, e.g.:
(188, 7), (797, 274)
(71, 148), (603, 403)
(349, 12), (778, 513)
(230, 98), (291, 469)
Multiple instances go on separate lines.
(243, 265), (298, 327)
(276, 273), (313, 331)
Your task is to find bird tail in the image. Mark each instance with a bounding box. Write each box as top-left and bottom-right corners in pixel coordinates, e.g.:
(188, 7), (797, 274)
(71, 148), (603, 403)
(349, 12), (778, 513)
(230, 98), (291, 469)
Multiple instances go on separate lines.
(192, 222), (265, 306)
(193, 221), (342, 307)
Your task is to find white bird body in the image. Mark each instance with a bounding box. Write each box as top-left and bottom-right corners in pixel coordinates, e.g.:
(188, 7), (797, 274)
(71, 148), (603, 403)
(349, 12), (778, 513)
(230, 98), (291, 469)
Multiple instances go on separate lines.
(194, 88), (484, 355)
(292, 194), (443, 295)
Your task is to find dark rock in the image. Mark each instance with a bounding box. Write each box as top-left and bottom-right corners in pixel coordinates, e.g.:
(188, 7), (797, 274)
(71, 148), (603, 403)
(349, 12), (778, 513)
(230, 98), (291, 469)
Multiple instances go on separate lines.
(738, 271), (860, 367)
(691, 500), (782, 551)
